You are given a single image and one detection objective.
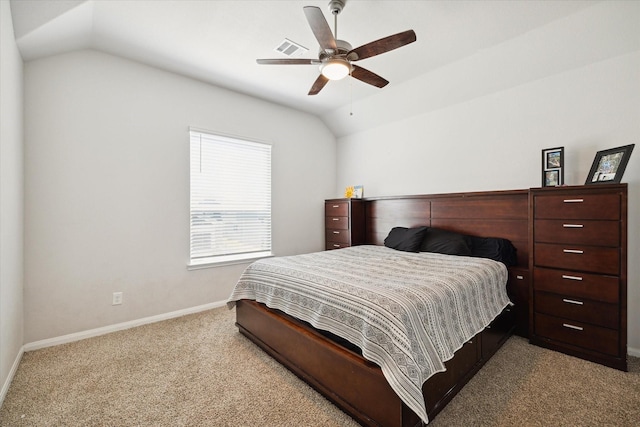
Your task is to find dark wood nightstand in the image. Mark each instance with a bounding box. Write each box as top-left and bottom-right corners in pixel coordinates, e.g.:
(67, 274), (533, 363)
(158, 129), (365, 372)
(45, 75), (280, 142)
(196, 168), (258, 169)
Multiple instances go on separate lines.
(324, 198), (365, 250)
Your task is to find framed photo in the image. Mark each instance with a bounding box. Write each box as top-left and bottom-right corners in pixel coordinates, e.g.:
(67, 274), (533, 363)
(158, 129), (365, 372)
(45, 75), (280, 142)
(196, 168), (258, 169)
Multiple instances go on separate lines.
(344, 185), (364, 198)
(542, 147), (564, 187)
(544, 169), (560, 187)
(585, 144), (635, 185)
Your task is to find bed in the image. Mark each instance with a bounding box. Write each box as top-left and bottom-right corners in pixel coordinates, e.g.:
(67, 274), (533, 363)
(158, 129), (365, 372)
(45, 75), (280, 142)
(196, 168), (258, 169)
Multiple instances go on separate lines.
(228, 189), (529, 426)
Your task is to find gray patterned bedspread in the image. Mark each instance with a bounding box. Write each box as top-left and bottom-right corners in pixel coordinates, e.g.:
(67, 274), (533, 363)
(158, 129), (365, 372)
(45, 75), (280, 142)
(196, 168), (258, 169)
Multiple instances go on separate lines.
(227, 245), (510, 424)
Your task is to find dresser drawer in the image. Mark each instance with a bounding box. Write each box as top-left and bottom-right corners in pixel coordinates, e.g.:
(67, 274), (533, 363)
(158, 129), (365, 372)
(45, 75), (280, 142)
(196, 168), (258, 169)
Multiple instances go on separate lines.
(534, 193), (620, 220)
(535, 313), (619, 356)
(325, 202), (349, 217)
(534, 219), (619, 247)
(325, 216), (349, 230)
(534, 291), (619, 329)
(326, 229), (350, 244)
(534, 243), (619, 275)
(533, 267), (619, 303)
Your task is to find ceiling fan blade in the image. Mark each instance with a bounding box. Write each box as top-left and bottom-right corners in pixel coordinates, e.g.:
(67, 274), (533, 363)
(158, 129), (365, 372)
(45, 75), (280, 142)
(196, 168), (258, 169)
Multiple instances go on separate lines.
(308, 74), (330, 95)
(351, 65), (389, 88)
(257, 58), (321, 65)
(303, 6), (337, 51)
(347, 30), (416, 61)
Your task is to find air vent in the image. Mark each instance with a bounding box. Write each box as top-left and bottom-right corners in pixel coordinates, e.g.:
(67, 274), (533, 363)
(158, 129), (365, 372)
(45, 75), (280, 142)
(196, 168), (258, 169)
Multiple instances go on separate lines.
(274, 39), (308, 57)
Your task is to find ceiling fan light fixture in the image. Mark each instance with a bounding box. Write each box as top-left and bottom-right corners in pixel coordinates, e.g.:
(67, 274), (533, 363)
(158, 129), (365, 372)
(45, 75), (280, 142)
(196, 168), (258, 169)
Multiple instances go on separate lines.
(320, 58), (351, 80)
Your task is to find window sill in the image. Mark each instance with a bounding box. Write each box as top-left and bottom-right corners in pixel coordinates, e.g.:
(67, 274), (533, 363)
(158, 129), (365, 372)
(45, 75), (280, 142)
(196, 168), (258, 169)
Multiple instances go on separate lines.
(187, 251), (273, 270)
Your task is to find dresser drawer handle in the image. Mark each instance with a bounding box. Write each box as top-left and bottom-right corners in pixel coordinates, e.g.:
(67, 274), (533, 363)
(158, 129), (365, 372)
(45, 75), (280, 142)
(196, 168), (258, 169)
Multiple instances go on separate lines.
(332, 205), (340, 208)
(563, 199), (584, 203)
(563, 249), (584, 254)
(562, 274), (583, 281)
(516, 275), (524, 280)
(332, 218), (340, 221)
(563, 224), (584, 228)
(333, 244), (341, 248)
(562, 323), (584, 331)
(332, 231), (340, 234)
(562, 298), (584, 306)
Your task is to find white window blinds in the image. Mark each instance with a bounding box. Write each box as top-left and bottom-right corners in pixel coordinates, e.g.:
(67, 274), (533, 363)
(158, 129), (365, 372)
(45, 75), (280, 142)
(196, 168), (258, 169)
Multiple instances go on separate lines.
(189, 129), (272, 265)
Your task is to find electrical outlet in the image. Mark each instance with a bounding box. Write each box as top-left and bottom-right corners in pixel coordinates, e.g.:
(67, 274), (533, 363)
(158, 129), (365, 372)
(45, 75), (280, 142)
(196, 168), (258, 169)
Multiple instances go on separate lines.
(112, 292), (123, 305)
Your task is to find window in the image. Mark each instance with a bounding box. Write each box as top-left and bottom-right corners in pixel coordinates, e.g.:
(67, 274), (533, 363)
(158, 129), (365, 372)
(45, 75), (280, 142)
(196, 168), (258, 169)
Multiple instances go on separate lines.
(189, 129), (272, 267)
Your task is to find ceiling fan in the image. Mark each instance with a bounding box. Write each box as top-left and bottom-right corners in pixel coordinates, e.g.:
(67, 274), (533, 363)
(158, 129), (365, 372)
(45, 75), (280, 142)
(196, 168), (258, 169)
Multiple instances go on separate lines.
(256, 0), (416, 95)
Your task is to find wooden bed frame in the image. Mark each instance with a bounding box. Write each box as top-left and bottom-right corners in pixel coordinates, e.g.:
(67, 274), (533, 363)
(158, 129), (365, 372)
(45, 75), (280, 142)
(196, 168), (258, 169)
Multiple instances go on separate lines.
(235, 189), (530, 426)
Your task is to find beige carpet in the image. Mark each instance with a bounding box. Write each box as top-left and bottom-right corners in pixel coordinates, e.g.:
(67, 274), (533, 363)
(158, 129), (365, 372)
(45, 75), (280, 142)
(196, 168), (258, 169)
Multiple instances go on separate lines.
(1, 306), (638, 426)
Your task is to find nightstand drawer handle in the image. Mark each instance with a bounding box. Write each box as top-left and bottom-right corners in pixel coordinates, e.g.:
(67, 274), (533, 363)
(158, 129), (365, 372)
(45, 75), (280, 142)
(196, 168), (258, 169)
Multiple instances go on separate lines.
(563, 323), (583, 331)
(333, 244), (341, 248)
(332, 205), (340, 208)
(516, 275), (524, 280)
(332, 218), (340, 221)
(563, 199), (584, 203)
(563, 249), (584, 254)
(563, 298), (584, 305)
(562, 274), (583, 281)
(333, 231), (340, 234)
(563, 224), (584, 228)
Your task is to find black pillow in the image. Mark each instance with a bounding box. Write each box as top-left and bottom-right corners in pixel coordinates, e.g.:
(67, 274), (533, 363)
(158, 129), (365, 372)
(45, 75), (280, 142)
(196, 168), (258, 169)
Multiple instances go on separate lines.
(384, 226), (428, 252)
(420, 227), (472, 256)
(466, 236), (517, 266)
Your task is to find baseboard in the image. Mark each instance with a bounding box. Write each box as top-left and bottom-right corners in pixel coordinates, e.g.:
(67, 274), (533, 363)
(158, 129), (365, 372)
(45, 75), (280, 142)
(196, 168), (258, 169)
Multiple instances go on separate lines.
(23, 300), (228, 352)
(629, 346), (640, 358)
(1, 345), (24, 407)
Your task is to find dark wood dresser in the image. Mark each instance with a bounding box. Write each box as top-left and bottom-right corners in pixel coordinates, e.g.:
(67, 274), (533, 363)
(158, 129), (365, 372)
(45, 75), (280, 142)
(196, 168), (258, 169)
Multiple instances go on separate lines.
(324, 198), (365, 250)
(529, 184), (627, 371)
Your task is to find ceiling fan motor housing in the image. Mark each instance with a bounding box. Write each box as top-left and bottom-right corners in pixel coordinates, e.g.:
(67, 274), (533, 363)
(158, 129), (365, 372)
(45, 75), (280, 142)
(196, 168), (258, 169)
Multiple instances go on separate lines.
(319, 39), (353, 60)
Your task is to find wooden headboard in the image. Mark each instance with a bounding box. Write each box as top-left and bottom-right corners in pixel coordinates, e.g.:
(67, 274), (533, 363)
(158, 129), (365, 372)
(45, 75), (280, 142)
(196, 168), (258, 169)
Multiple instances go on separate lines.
(363, 189), (530, 268)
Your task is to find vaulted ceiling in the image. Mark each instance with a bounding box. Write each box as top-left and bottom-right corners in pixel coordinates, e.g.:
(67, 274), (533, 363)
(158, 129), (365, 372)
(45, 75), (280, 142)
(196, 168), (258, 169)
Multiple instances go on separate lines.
(10, 0), (637, 137)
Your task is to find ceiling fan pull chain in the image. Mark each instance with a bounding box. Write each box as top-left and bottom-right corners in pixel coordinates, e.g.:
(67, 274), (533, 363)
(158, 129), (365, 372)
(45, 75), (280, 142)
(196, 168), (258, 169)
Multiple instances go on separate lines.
(349, 69), (353, 116)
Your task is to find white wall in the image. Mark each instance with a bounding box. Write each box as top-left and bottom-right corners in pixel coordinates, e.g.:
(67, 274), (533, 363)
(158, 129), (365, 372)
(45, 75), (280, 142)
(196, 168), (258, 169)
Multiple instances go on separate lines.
(23, 50), (336, 343)
(0, 0), (25, 402)
(337, 51), (640, 353)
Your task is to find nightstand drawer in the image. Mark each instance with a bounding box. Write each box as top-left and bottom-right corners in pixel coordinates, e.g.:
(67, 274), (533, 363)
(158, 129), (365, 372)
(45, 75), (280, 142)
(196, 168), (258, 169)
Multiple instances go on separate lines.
(326, 229), (350, 244)
(325, 216), (349, 230)
(534, 219), (619, 247)
(534, 291), (619, 329)
(507, 269), (529, 304)
(326, 242), (350, 250)
(535, 243), (619, 275)
(508, 269), (529, 337)
(535, 313), (619, 356)
(534, 193), (620, 220)
(533, 267), (619, 303)
(325, 202), (349, 217)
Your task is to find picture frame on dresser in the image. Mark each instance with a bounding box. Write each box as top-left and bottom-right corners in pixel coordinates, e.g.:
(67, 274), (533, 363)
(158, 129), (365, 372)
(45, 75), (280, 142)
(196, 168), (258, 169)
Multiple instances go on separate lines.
(541, 147), (564, 187)
(585, 144), (634, 185)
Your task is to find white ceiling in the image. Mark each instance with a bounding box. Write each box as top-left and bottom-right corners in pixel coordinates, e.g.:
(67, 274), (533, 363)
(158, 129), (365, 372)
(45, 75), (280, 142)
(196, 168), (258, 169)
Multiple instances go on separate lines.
(9, 0), (632, 137)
